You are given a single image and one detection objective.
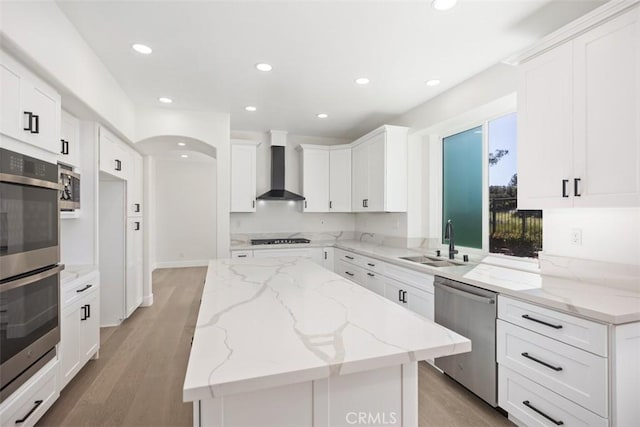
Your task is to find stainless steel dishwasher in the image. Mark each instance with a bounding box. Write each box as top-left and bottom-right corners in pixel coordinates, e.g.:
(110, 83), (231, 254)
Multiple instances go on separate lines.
(434, 275), (498, 407)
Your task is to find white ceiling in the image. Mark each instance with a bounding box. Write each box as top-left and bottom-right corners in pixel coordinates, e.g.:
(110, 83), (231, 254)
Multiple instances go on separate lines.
(57, 0), (604, 139)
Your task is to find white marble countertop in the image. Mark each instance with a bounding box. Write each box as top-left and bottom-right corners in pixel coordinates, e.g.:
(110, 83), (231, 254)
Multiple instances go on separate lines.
(60, 264), (98, 285)
(183, 257), (471, 402)
(333, 241), (640, 325)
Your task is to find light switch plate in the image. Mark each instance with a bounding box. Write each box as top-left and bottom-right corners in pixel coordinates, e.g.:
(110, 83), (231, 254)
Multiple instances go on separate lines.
(570, 228), (582, 245)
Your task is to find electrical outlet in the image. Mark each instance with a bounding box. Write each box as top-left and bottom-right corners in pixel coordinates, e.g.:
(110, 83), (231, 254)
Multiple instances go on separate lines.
(570, 228), (582, 246)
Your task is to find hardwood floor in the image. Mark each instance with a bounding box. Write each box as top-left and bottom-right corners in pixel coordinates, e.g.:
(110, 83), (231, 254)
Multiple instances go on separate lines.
(38, 267), (512, 427)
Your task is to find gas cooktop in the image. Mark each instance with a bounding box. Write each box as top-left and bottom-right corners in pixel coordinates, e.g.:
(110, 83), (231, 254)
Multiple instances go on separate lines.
(250, 238), (311, 245)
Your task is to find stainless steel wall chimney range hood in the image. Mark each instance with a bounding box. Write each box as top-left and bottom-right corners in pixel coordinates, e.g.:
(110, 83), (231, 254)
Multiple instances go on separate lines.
(256, 130), (305, 201)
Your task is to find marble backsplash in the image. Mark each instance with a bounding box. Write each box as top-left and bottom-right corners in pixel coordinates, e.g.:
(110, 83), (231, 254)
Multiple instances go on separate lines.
(538, 252), (640, 292)
(231, 231), (439, 249)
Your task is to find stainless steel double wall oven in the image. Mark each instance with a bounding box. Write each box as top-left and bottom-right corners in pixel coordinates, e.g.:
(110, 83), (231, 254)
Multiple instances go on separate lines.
(0, 148), (63, 402)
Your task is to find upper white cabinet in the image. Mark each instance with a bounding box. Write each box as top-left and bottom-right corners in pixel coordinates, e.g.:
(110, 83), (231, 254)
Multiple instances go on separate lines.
(351, 125), (408, 212)
(298, 145), (352, 212)
(59, 110), (80, 168)
(517, 6), (640, 209)
(231, 140), (259, 212)
(99, 127), (131, 180)
(0, 50), (61, 154)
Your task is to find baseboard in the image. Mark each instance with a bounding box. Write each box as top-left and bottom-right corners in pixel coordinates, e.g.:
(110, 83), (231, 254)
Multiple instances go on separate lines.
(155, 260), (209, 269)
(141, 294), (154, 307)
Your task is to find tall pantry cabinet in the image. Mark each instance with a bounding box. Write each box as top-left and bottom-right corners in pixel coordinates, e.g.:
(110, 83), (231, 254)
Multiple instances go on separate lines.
(98, 127), (144, 326)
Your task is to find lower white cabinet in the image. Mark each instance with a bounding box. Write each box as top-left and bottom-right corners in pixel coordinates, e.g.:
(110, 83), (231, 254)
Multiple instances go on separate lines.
(321, 247), (334, 271)
(59, 272), (100, 391)
(334, 248), (434, 320)
(0, 359), (59, 427)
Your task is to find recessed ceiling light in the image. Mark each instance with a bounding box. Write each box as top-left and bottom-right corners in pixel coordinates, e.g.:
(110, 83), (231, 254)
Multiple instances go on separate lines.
(355, 77), (370, 85)
(431, 0), (457, 11)
(177, 142), (186, 146)
(245, 106), (257, 112)
(132, 43), (152, 54)
(426, 79), (441, 87)
(158, 97), (173, 104)
(181, 154), (189, 158)
(317, 113), (328, 119)
(255, 63), (273, 72)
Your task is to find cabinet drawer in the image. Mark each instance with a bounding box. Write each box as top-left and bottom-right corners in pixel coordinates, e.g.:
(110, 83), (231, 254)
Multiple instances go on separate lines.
(335, 249), (363, 267)
(497, 320), (608, 417)
(62, 273), (99, 307)
(0, 359), (58, 427)
(384, 263), (434, 293)
(335, 260), (365, 285)
(361, 255), (385, 274)
(231, 250), (253, 259)
(498, 295), (608, 356)
(499, 366), (607, 427)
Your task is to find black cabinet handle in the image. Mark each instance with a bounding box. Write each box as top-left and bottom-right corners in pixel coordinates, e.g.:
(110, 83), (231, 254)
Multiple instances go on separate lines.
(364, 199), (368, 208)
(80, 305), (87, 321)
(574, 178), (581, 197)
(398, 289), (403, 302)
(562, 179), (569, 197)
(324, 251), (327, 260)
(134, 221), (141, 231)
(23, 111), (33, 131)
(362, 199), (365, 208)
(345, 271), (354, 277)
(304, 201), (308, 208)
(61, 139), (70, 155)
(86, 304), (91, 319)
(115, 159), (122, 171)
(31, 114), (40, 134)
(76, 284), (93, 293)
(521, 352), (563, 372)
(401, 290), (408, 304)
(345, 255), (354, 260)
(252, 200), (255, 208)
(135, 203), (141, 213)
(367, 263), (375, 267)
(522, 314), (563, 329)
(329, 201), (333, 209)
(367, 272), (374, 277)
(237, 254), (247, 258)
(15, 400), (43, 424)
(522, 400), (564, 425)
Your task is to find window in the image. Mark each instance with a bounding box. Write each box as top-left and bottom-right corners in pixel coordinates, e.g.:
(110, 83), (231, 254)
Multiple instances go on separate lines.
(441, 112), (542, 258)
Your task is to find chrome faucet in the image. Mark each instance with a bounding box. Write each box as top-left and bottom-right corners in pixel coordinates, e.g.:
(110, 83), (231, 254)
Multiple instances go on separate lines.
(444, 219), (458, 260)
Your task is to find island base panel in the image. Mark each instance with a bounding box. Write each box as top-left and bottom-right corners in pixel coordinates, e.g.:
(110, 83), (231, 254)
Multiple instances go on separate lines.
(194, 362), (418, 427)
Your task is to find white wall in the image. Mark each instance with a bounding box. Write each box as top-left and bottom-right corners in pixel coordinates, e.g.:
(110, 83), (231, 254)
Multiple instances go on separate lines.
(0, 0), (136, 140)
(230, 131), (355, 235)
(543, 208), (640, 266)
(153, 153), (217, 267)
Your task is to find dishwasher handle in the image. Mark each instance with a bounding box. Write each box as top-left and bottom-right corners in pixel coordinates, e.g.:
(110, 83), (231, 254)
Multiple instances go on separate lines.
(435, 282), (495, 305)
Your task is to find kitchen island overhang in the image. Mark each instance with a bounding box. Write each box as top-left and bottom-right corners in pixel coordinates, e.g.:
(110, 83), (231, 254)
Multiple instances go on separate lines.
(184, 257), (471, 426)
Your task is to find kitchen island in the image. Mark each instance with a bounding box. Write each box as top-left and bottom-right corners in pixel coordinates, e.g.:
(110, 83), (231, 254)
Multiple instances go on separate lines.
(183, 257), (471, 427)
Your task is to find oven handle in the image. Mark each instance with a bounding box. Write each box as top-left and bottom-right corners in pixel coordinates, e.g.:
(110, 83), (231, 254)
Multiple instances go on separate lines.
(434, 282), (495, 304)
(0, 264), (65, 292)
(0, 173), (61, 190)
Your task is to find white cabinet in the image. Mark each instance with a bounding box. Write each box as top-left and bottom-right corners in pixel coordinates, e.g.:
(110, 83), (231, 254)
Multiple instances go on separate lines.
(298, 145), (352, 213)
(334, 248), (434, 319)
(59, 272), (100, 391)
(231, 140), (259, 212)
(0, 50), (61, 155)
(99, 127), (131, 179)
(518, 7), (640, 208)
(0, 359), (59, 427)
(322, 247), (334, 271)
(127, 151), (143, 217)
(351, 125), (408, 212)
(59, 110), (80, 167)
(126, 218), (143, 317)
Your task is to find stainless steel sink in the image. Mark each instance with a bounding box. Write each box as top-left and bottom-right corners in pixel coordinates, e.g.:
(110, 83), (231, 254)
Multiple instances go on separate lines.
(399, 255), (464, 267)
